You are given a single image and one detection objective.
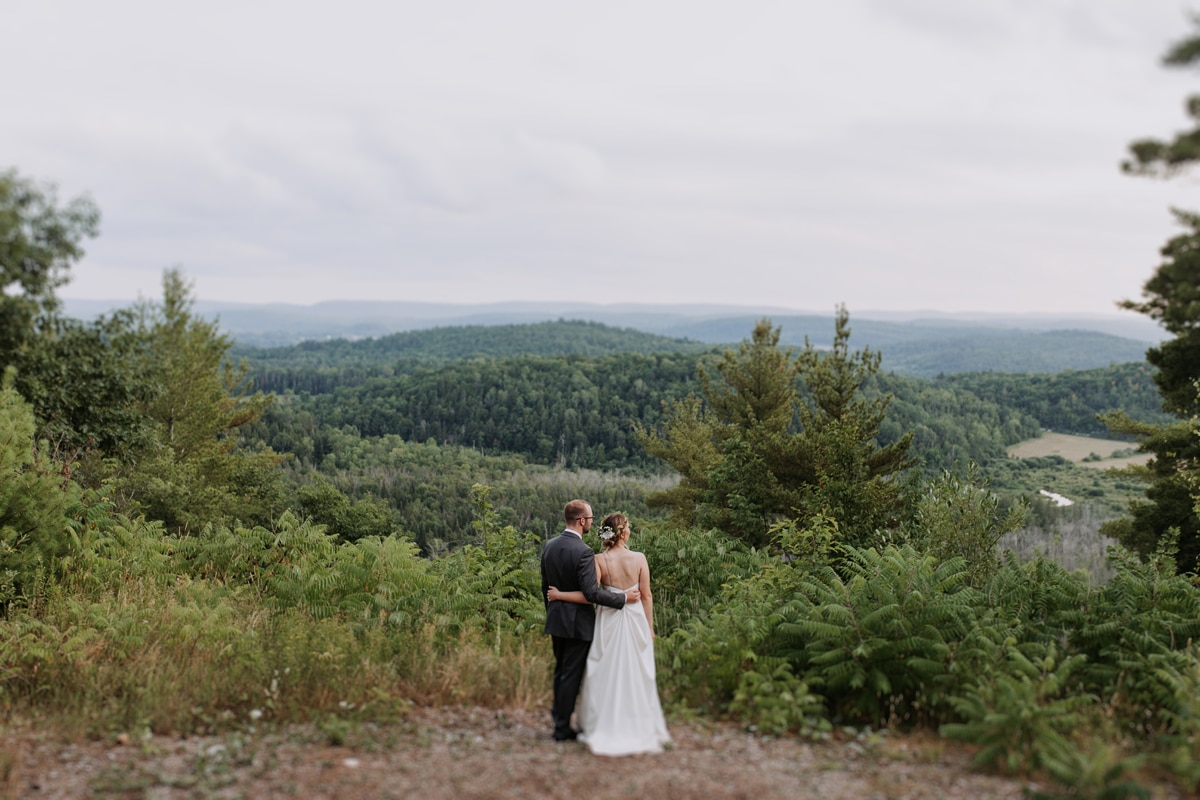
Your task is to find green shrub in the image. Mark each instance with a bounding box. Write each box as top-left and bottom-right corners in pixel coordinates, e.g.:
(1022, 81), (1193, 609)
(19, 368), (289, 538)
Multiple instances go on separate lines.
(729, 661), (829, 737)
(635, 524), (769, 637)
(942, 643), (1094, 775)
(657, 559), (803, 716)
(778, 544), (977, 726)
(0, 385), (86, 605)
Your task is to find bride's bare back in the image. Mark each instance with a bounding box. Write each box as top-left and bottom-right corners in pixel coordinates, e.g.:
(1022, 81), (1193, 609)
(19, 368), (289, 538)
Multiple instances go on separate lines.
(598, 545), (654, 635)
(597, 547), (642, 589)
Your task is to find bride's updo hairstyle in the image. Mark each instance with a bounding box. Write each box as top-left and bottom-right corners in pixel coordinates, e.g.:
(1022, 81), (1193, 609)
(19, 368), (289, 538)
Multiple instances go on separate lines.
(598, 513), (628, 551)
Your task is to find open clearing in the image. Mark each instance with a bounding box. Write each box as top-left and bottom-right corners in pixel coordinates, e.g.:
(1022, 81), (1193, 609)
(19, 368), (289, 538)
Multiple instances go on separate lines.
(1007, 431), (1149, 469)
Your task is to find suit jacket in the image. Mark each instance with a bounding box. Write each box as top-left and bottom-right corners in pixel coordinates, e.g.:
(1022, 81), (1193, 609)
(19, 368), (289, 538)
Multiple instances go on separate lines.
(541, 530), (626, 641)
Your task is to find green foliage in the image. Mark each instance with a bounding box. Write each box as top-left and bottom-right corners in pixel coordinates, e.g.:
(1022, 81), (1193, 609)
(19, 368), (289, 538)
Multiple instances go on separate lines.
(262, 423), (665, 553)
(1069, 540), (1200, 732)
(8, 313), (154, 464)
(905, 464), (1027, 587)
(640, 311), (913, 549)
(769, 512), (841, 572)
(258, 350), (704, 471)
(941, 644), (1096, 778)
(1148, 645), (1200, 790)
(0, 168), (100, 356)
(1123, 14), (1200, 178)
(109, 269), (285, 531)
(294, 477), (397, 543)
(934, 363), (1166, 439)
(978, 552), (1088, 648)
(790, 309), (915, 547)
(1100, 413), (1200, 571)
(1109, 25), (1200, 575)
(244, 319), (1069, 484)
(430, 484), (544, 636)
(1026, 748), (1150, 800)
(778, 544), (975, 726)
(634, 524), (769, 637)
(657, 559), (804, 715)
(0, 384), (85, 604)
(729, 661), (830, 738)
(882, 330), (1152, 378)
(239, 319), (713, 369)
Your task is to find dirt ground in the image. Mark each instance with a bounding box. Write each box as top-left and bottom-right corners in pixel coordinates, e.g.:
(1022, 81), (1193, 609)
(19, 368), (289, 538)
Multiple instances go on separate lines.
(0, 705), (1189, 800)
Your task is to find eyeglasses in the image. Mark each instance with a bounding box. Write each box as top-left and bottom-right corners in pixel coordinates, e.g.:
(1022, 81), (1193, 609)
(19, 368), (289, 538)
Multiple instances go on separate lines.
(580, 516), (594, 520)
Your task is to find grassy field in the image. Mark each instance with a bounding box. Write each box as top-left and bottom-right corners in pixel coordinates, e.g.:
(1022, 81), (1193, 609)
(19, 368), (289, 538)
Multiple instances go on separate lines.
(1007, 431), (1149, 469)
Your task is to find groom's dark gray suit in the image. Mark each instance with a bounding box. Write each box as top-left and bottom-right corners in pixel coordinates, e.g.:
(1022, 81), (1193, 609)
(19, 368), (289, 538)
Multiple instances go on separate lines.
(541, 529), (626, 740)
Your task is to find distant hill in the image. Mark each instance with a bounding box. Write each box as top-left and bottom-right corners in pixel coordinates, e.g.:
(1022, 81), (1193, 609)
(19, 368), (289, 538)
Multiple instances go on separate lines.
(237, 320), (714, 367)
(879, 330), (1151, 378)
(63, 298), (1162, 376)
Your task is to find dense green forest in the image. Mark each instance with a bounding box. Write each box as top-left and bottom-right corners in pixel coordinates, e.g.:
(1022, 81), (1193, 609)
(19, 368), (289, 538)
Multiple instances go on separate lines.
(240, 330), (1165, 472)
(215, 319), (1172, 555)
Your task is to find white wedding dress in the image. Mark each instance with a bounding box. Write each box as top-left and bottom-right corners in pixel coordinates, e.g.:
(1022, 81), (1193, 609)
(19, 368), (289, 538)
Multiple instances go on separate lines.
(577, 584), (672, 756)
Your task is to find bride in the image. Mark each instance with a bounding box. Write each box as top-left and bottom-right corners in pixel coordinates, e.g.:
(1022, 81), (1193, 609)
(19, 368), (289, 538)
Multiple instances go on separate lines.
(547, 513), (671, 756)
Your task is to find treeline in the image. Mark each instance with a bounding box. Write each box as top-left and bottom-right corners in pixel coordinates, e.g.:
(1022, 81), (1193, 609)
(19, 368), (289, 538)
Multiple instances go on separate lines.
(236, 319), (712, 371)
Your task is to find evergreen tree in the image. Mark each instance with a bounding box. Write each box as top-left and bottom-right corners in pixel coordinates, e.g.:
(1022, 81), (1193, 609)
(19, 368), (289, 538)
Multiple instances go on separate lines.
(111, 269), (284, 531)
(0, 383), (84, 605)
(791, 307), (915, 547)
(1104, 20), (1200, 570)
(638, 308), (913, 549)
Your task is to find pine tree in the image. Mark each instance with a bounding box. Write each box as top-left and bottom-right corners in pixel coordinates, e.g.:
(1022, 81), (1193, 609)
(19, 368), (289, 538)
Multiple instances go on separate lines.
(111, 269), (283, 531)
(1104, 20), (1200, 569)
(790, 307), (915, 548)
(637, 308), (913, 549)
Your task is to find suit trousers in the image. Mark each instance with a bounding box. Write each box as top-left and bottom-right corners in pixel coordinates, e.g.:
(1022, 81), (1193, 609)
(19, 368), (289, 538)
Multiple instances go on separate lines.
(551, 635), (591, 738)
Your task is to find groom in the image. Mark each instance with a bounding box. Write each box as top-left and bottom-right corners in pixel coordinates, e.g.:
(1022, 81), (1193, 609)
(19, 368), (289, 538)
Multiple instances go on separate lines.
(541, 499), (639, 741)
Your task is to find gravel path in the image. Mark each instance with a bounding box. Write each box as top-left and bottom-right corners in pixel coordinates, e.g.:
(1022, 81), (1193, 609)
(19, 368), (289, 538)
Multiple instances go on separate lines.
(0, 706), (1160, 799)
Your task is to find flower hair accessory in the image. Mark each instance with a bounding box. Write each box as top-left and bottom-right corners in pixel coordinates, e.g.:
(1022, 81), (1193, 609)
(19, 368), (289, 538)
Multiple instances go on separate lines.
(598, 526), (616, 541)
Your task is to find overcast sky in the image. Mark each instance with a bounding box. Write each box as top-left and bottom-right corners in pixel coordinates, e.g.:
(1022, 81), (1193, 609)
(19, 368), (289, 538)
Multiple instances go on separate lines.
(6, 0), (1200, 315)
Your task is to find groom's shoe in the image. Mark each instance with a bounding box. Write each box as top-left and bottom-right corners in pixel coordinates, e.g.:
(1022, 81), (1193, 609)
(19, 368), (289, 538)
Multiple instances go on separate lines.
(553, 729), (579, 741)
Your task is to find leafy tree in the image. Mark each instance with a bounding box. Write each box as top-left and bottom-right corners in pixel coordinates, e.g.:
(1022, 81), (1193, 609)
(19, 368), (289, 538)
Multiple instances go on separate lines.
(905, 464), (1026, 588)
(0, 168), (99, 357)
(293, 477), (397, 543)
(10, 313), (153, 468)
(0, 169), (140, 467)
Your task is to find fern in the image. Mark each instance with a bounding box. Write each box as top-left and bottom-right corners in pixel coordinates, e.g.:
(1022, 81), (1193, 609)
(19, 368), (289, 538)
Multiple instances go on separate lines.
(777, 544), (977, 726)
(1070, 544), (1200, 732)
(942, 643), (1096, 776)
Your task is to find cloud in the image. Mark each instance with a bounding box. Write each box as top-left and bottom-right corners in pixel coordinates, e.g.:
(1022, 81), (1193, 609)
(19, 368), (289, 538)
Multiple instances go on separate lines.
(5, 0), (1199, 312)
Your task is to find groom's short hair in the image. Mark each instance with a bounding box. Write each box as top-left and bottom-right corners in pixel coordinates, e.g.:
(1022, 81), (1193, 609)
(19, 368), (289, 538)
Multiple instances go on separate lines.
(564, 499), (590, 523)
